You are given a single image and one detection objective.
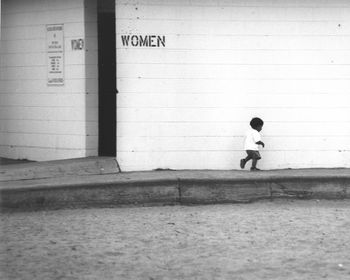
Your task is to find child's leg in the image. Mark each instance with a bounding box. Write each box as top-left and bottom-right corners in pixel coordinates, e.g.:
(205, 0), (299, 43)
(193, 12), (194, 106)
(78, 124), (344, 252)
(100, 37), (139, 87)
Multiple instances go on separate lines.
(251, 158), (258, 168)
(244, 154), (252, 162)
(240, 151), (252, 169)
(250, 151), (262, 171)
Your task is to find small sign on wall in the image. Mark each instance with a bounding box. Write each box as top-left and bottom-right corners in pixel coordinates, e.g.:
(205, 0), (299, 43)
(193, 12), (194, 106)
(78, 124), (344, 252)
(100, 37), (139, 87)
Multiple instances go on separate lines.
(71, 39), (84, 50)
(46, 24), (64, 86)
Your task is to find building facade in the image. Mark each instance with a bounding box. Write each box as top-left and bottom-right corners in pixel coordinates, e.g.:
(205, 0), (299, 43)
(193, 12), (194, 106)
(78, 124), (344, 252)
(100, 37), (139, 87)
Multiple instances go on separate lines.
(1, 0), (350, 171)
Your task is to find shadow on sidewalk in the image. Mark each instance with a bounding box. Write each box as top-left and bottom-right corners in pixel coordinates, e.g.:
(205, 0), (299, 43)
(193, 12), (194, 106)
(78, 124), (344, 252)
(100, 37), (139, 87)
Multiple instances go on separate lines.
(0, 157), (34, 166)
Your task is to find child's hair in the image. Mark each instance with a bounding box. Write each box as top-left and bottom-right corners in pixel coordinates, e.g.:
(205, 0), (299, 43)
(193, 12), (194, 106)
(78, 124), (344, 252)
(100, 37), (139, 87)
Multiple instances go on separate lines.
(250, 117), (264, 129)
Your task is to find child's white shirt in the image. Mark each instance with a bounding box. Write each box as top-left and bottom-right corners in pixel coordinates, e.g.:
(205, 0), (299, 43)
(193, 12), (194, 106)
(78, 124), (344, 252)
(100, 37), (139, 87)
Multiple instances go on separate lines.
(244, 128), (261, 151)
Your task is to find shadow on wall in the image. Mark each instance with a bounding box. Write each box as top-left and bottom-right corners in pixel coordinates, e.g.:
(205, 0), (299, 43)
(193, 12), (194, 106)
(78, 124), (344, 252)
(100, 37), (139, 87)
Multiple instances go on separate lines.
(84, 0), (100, 157)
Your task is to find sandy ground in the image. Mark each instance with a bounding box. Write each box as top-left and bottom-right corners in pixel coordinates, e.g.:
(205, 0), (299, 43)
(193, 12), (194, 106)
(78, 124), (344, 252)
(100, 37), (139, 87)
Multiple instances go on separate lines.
(1, 199), (350, 280)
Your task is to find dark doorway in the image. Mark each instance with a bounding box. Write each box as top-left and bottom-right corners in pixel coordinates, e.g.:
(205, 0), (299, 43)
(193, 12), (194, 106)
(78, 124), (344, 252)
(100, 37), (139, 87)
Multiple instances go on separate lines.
(97, 0), (116, 156)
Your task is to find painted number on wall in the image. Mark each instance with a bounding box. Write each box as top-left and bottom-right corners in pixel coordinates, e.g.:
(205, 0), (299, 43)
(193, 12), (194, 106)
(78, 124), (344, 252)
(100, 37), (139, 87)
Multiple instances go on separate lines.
(121, 35), (165, 47)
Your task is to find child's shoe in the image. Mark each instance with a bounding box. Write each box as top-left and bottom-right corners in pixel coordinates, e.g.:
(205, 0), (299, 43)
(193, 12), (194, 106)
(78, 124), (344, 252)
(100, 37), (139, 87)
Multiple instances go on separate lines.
(240, 159), (246, 169)
(250, 167), (261, 171)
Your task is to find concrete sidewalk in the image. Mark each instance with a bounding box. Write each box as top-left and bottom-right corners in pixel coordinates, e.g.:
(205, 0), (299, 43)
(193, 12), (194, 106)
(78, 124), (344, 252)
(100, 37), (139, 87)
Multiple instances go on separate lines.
(1, 157), (349, 210)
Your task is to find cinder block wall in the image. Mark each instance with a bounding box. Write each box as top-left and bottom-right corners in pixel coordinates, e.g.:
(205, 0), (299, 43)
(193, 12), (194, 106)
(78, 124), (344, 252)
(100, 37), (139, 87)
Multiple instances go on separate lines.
(116, 0), (350, 171)
(0, 0), (98, 161)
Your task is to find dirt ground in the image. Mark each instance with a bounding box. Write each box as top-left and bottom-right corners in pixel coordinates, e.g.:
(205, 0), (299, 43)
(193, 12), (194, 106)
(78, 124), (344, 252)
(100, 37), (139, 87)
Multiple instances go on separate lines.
(1, 199), (350, 280)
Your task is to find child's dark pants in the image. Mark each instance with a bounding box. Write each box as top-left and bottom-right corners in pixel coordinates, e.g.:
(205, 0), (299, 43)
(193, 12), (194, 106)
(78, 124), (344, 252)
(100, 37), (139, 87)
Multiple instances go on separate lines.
(244, 150), (261, 168)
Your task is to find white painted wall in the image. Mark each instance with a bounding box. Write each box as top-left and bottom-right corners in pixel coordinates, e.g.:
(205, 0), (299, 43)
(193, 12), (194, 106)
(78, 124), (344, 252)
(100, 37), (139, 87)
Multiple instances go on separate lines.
(0, 0), (98, 160)
(116, 0), (350, 171)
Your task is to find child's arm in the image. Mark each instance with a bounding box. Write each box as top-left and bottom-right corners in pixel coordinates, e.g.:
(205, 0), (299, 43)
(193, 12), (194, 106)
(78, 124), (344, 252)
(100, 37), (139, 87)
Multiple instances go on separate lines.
(256, 141), (265, 148)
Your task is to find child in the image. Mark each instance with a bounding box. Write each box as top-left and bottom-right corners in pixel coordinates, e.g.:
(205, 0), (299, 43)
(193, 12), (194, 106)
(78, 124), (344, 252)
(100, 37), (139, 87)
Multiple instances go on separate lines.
(240, 117), (265, 171)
